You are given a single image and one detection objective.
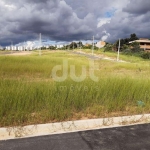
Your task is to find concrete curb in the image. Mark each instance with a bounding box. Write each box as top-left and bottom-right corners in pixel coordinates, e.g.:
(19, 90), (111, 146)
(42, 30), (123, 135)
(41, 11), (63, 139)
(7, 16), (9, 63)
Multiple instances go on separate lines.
(0, 114), (150, 141)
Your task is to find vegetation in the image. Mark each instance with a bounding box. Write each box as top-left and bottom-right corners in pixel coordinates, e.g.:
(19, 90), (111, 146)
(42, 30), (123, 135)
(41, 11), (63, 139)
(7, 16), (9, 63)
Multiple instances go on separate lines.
(102, 33), (150, 60)
(103, 33), (140, 52)
(104, 43), (114, 52)
(54, 41), (82, 50)
(115, 33), (139, 50)
(141, 52), (150, 59)
(0, 50), (150, 127)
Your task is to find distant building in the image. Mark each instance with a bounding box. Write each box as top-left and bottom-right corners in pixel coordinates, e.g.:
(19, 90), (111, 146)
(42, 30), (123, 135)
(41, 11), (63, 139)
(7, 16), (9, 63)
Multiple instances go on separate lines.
(6, 46), (11, 50)
(46, 45), (49, 49)
(24, 46), (33, 51)
(129, 38), (150, 50)
(12, 46), (18, 51)
(18, 46), (24, 51)
(0, 46), (3, 50)
(56, 45), (64, 49)
(96, 41), (106, 48)
(85, 43), (91, 46)
(27, 47), (33, 51)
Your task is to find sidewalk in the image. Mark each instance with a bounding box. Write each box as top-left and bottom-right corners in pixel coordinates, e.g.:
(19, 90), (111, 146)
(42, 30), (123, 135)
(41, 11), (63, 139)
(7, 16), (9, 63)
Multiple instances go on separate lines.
(0, 114), (150, 141)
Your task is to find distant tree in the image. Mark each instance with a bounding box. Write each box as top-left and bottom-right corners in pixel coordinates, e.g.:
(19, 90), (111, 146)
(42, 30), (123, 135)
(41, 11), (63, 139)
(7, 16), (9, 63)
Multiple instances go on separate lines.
(122, 44), (129, 50)
(130, 33), (139, 41)
(104, 43), (114, 52)
(115, 39), (126, 51)
(130, 42), (142, 52)
(65, 45), (71, 50)
(77, 41), (83, 48)
(41, 46), (46, 50)
(114, 33), (139, 51)
(69, 42), (77, 49)
(49, 46), (56, 50)
(124, 38), (130, 44)
(60, 45), (66, 50)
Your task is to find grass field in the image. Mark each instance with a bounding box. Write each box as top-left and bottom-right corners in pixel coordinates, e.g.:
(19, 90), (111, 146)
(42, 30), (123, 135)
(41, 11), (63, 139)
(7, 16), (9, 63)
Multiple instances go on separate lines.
(0, 50), (150, 127)
(77, 48), (144, 62)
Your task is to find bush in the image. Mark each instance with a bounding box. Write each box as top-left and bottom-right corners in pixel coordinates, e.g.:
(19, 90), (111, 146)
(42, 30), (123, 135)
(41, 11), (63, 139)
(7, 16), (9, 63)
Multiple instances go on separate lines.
(141, 52), (150, 59)
(104, 43), (113, 52)
(122, 49), (143, 58)
(122, 49), (132, 55)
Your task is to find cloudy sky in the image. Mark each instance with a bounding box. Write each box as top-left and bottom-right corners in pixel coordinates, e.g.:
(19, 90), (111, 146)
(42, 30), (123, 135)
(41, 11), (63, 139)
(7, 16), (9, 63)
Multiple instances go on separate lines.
(0, 0), (150, 46)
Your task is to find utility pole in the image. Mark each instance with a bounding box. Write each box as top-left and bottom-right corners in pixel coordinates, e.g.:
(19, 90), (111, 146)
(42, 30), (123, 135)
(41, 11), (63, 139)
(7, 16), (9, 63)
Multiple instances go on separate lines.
(24, 41), (25, 51)
(11, 40), (13, 53)
(73, 41), (74, 50)
(144, 43), (146, 51)
(39, 33), (41, 56)
(80, 41), (81, 53)
(117, 38), (120, 61)
(92, 36), (94, 55)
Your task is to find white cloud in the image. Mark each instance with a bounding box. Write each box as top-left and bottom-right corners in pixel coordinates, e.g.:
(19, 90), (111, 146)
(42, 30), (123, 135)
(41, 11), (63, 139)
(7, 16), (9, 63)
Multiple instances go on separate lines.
(4, 4), (16, 10)
(101, 30), (110, 41)
(97, 18), (111, 28)
(0, 0), (16, 10)
(0, 0), (150, 46)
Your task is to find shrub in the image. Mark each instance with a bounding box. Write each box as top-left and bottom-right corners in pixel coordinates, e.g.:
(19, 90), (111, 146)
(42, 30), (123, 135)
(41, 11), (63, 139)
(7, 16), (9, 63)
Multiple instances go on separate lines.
(141, 52), (150, 59)
(104, 43), (113, 52)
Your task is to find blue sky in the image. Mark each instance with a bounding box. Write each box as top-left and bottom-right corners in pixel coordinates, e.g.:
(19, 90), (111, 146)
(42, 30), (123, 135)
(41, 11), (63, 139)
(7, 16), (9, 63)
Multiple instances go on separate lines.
(104, 8), (117, 18)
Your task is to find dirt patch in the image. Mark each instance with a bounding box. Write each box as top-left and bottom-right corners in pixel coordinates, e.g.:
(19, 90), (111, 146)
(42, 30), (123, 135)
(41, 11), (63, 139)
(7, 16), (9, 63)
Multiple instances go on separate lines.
(6, 51), (32, 56)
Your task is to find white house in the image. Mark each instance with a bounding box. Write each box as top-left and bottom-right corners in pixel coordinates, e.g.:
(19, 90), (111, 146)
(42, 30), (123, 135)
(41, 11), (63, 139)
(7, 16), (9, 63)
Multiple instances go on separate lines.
(12, 46), (18, 50)
(6, 46), (11, 50)
(56, 45), (64, 49)
(18, 46), (24, 51)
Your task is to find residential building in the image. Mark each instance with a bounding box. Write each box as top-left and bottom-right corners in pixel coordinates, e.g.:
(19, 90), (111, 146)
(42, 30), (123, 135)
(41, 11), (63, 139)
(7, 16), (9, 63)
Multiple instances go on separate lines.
(56, 45), (64, 49)
(6, 46), (11, 50)
(85, 43), (92, 47)
(129, 38), (150, 51)
(18, 46), (24, 51)
(12, 46), (18, 50)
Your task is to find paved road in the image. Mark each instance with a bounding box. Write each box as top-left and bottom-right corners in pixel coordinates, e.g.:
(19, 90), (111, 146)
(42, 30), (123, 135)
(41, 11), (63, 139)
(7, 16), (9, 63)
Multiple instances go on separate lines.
(0, 123), (150, 150)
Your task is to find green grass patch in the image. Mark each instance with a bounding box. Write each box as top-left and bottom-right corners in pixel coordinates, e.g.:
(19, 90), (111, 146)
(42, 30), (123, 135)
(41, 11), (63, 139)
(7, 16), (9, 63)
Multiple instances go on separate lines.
(0, 50), (150, 127)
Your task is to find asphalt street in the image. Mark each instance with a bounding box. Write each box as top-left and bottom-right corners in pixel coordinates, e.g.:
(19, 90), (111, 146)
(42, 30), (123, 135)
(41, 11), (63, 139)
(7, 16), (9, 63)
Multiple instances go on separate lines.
(0, 123), (150, 150)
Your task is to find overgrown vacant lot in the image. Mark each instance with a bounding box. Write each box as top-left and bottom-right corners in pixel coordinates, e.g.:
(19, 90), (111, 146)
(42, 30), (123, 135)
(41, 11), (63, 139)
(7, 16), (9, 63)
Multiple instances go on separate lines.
(0, 50), (150, 127)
